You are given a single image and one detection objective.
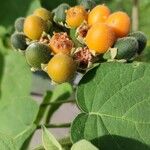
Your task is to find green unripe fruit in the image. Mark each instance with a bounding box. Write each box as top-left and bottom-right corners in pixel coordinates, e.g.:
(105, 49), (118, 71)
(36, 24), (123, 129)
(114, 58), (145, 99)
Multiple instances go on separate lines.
(11, 33), (27, 50)
(47, 53), (76, 83)
(129, 31), (147, 54)
(24, 15), (47, 40)
(79, 0), (96, 10)
(15, 17), (25, 32)
(114, 37), (138, 60)
(33, 7), (53, 21)
(25, 42), (51, 69)
(53, 3), (70, 25)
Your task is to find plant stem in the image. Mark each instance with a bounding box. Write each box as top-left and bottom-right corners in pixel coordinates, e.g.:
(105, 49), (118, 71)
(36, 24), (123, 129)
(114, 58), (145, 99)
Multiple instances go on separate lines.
(31, 92), (43, 97)
(41, 99), (75, 106)
(132, 0), (139, 31)
(37, 123), (71, 129)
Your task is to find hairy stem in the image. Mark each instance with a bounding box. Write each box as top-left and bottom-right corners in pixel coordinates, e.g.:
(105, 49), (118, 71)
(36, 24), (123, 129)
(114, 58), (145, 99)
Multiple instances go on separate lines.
(132, 0), (139, 31)
(37, 123), (71, 129)
(41, 99), (75, 106)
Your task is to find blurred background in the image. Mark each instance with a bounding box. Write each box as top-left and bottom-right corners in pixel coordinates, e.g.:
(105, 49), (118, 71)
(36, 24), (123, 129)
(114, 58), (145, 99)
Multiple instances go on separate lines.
(0, 0), (150, 149)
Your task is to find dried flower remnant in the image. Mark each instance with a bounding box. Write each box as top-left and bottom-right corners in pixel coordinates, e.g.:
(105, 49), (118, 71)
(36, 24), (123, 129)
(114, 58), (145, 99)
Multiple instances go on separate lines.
(76, 21), (89, 44)
(74, 46), (93, 69)
(50, 32), (74, 54)
(39, 33), (51, 45)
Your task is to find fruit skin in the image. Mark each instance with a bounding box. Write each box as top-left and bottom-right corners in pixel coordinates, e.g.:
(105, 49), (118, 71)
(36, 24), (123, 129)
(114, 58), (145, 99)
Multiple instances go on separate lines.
(11, 33), (27, 50)
(25, 42), (51, 68)
(53, 3), (70, 25)
(50, 32), (74, 55)
(47, 53), (76, 83)
(15, 17), (25, 32)
(24, 15), (47, 40)
(79, 0), (96, 10)
(129, 31), (147, 54)
(88, 4), (111, 26)
(33, 7), (52, 21)
(106, 11), (131, 38)
(85, 23), (116, 54)
(66, 6), (88, 28)
(114, 37), (138, 60)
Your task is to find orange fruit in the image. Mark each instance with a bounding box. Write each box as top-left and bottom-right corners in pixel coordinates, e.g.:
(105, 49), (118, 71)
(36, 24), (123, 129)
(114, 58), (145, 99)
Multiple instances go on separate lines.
(88, 4), (111, 26)
(106, 11), (131, 38)
(66, 6), (88, 28)
(85, 23), (115, 54)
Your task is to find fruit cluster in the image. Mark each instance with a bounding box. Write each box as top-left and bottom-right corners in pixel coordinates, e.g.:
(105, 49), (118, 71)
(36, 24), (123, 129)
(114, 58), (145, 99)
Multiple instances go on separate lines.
(11, 1), (147, 84)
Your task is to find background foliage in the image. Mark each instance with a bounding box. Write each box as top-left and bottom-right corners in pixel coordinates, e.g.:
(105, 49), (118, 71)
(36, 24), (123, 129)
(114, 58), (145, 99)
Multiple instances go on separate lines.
(0, 0), (150, 149)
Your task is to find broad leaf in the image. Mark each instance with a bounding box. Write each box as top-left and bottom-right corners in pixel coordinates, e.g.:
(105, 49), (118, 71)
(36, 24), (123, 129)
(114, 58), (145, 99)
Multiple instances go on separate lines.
(26, 0), (41, 15)
(42, 126), (62, 150)
(0, 132), (16, 150)
(71, 62), (150, 150)
(71, 139), (98, 150)
(0, 51), (4, 97)
(0, 0), (40, 27)
(14, 124), (36, 149)
(0, 52), (39, 149)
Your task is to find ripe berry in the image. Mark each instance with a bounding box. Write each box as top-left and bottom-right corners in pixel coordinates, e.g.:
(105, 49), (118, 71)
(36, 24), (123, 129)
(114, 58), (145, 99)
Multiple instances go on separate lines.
(47, 53), (76, 83)
(23, 15), (47, 40)
(66, 6), (88, 28)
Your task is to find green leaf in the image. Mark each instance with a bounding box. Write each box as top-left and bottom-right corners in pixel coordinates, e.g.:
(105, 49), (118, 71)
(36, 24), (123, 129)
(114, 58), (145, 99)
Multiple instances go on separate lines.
(0, 52), (4, 97)
(1, 51), (32, 100)
(71, 139), (98, 150)
(14, 124), (36, 149)
(42, 126), (62, 150)
(0, 0), (40, 27)
(71, 62), (150, 150)
(0, 132), (16, 150)
(26, 0), (41, 15)
(0, 52), (39, 149)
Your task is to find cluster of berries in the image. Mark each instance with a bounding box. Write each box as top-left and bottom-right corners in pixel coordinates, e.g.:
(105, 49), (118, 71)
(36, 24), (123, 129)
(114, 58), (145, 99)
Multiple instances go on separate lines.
(11, 0), (147, 83)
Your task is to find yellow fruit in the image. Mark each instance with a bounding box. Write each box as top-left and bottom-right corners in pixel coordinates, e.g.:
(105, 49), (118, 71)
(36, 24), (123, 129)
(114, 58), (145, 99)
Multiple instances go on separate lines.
(33, 7), (52, 21)
(88, 4), (111, 26)
(47, 53), (76, 83)
(23, 15), (47, 40)
(66, 6), (88, 28)
(85, 23), (116, 54)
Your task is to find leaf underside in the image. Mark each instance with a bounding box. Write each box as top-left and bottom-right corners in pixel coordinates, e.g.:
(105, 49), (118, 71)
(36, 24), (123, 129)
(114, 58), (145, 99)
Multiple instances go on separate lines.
(0, 52), (39, 149)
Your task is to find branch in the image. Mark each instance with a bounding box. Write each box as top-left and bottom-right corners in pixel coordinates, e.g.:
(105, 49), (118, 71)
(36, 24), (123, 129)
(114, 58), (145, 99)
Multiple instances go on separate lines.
(132, 0), (139, 31)
(41, 99), (75, 106)
(37, 123), (71, 129)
